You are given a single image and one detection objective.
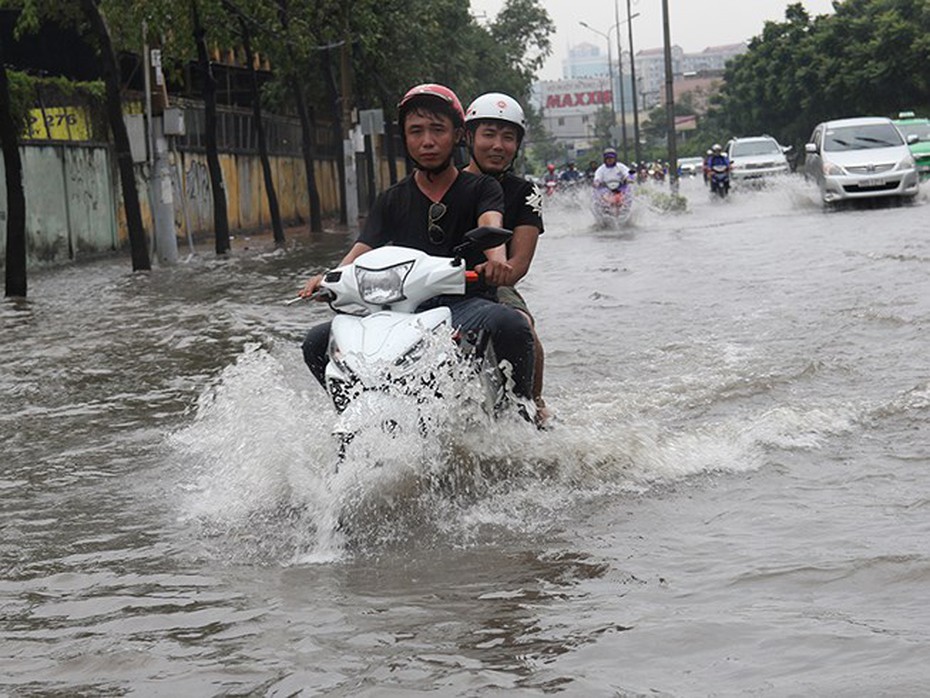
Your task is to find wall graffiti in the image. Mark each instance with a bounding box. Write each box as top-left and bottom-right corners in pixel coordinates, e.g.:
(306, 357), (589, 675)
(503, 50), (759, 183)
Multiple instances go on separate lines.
(181, 158), (212, 231)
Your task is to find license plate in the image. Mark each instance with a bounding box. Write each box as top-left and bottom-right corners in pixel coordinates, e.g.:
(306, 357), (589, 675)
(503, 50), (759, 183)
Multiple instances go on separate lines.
(860, 178), (886, 187)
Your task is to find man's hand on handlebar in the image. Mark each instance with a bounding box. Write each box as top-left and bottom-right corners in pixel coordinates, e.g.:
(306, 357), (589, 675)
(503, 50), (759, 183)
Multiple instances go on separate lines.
(474, 259), (514, 287)
(298, 274), (325, 299)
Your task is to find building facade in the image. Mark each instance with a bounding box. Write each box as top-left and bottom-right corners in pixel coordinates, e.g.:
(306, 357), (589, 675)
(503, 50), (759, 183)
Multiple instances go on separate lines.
(535, 41), (748, 149)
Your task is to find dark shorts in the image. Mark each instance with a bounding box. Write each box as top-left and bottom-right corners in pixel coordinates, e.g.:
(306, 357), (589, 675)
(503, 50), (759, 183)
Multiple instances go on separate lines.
(497, 286), (534, 324)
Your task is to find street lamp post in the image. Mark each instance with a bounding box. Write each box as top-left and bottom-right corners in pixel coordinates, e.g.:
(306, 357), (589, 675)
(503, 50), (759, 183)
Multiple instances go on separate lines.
(612, 7), (640, 163)
(582, 15), (639, 162)
(579, 21), (617, 148)
(612, 1), (627, 162)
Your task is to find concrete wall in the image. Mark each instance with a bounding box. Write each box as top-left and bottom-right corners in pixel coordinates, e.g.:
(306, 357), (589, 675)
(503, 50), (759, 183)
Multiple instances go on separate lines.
(1, 143), (349, 268)
(167, 151), (344, 245)
(0, 144), (118, 266)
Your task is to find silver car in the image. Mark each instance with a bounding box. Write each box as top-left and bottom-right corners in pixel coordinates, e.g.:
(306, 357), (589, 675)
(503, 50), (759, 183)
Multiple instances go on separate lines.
(727, 136), (790, 182)
(804, 116), (920, 204)
(678, 156), (705, 177)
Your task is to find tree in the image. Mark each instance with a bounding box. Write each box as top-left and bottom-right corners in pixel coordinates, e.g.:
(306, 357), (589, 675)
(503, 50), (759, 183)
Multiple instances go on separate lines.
(80, 0), (151, 270)
(0, 35), (26, 297)
(713, 0), (930, 149)
(274, 0), (323, 232)
(191, 0), (231, 253)
(0, 0), (151, 271)
(103, 0), (235, 256)
(222, 0), (285, 245)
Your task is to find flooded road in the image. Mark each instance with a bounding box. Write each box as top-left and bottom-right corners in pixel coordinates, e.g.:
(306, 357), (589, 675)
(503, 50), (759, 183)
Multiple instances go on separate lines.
(3, 175), (930, 695)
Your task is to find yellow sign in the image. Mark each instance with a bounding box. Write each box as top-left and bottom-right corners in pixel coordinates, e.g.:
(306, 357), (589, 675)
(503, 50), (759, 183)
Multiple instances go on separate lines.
(25, 107), (93, 141)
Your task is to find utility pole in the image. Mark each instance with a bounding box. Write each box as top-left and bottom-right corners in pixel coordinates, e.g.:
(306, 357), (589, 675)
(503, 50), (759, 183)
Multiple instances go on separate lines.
(613, 0), (627, 162)
(144, 25), (178, 265)
(340, 19), (358, 231)
(627, 0), (642, 163)
(661, 0), (678, 194)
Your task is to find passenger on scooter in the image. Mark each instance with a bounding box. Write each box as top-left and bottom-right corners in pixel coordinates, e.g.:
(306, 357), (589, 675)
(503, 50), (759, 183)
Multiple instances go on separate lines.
(593, 147), (631, 191)
(299, 83), (536, 406)
(703, 149), (713, 184)
(463, 91), (551, 425)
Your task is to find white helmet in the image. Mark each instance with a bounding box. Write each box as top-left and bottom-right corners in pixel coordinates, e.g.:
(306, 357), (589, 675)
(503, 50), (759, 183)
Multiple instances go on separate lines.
(464, 92), (526, 142)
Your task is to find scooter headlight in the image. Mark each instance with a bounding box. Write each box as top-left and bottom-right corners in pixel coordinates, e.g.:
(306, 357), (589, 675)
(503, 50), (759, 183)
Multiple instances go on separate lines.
(355, 261), (414, 306)
(328, 332), (352, 376)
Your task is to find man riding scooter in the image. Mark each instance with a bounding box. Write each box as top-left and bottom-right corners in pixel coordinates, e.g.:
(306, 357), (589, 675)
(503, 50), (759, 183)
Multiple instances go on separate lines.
(706, 143), (731, 197)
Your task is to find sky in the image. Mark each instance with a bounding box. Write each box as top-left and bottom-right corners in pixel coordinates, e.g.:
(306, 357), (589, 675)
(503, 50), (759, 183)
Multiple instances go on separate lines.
(469, 0), (837, 81)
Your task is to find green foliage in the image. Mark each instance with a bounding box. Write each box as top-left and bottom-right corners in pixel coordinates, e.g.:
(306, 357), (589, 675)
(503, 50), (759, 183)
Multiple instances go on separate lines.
(0, 0), (84, 37)
(713, 0), (930, 148)
(1, 0), (555, 137)
(5, 70), (34, 130)
(4, 70), (103, 130)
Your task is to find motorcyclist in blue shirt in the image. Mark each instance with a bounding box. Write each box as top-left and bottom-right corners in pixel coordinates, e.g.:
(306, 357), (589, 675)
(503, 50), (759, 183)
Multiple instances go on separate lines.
(706, 143), (730, 171)
(559, 161), (583, 185)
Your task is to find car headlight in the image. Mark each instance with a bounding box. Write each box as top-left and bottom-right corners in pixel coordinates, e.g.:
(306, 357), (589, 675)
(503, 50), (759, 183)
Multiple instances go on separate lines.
(355, 261), (413, 305)
(898, 154), (916, 170)
(823, 161), (845, 176)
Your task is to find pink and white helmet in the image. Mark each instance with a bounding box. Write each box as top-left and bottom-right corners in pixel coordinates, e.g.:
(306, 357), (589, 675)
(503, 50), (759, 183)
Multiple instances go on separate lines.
(397, 83), (465, 128)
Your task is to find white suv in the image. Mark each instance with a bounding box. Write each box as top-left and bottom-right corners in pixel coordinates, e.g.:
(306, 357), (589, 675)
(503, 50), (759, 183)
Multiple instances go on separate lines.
(727, 136), (791, 182)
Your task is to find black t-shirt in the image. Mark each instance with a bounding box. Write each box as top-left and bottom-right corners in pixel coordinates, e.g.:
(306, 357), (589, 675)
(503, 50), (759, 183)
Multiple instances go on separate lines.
(499, 171), (544, 237)
(358, 170), (504, 271)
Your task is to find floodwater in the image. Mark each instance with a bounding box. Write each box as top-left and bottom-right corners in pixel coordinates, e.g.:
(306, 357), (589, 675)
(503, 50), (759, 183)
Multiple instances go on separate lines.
(3, 175), (930, 695)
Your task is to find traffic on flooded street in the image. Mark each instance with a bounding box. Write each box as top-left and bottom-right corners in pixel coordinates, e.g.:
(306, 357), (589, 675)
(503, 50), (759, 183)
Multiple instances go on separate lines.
(4, 0), (930, 694)
(4, 174), (930, 694)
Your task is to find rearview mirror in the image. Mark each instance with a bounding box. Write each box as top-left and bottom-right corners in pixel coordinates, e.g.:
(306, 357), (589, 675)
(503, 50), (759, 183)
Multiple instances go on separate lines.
(805, 143), (817, 154)
(462, 226), (512, 251)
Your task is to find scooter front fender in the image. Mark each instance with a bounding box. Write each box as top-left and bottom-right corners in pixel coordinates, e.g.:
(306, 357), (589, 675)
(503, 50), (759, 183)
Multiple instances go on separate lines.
(325, 306), (453, 391)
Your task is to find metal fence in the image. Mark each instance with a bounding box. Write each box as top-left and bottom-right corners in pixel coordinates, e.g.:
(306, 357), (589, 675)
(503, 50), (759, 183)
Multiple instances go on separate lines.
(172, 100), (342, 158)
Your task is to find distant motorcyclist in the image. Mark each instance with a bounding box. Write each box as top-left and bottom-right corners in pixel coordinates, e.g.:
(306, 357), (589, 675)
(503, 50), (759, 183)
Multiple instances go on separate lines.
(542, 162), (559, 195)
(584, 159), (598, 181)
(707, 143), (731, 196)
(543, 163), (559, 184)
(593, 147), (631, 190)
(706, 143), (730, 172)
(559, 161), (582, 184)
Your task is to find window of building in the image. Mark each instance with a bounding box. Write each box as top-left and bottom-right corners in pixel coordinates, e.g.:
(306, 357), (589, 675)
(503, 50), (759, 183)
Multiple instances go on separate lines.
(558, 117), (565, 126)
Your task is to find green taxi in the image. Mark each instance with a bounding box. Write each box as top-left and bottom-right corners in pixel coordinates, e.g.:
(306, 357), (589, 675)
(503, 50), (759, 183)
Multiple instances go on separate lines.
(893, 111), (930, 180)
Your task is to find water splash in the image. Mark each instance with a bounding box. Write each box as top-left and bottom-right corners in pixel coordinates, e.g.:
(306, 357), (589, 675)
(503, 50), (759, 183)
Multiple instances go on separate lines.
(167, 325), (859, 564)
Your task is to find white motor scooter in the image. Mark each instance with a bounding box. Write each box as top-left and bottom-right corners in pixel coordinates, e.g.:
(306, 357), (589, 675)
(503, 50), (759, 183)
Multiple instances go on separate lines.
(310, 227), (517, 452)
